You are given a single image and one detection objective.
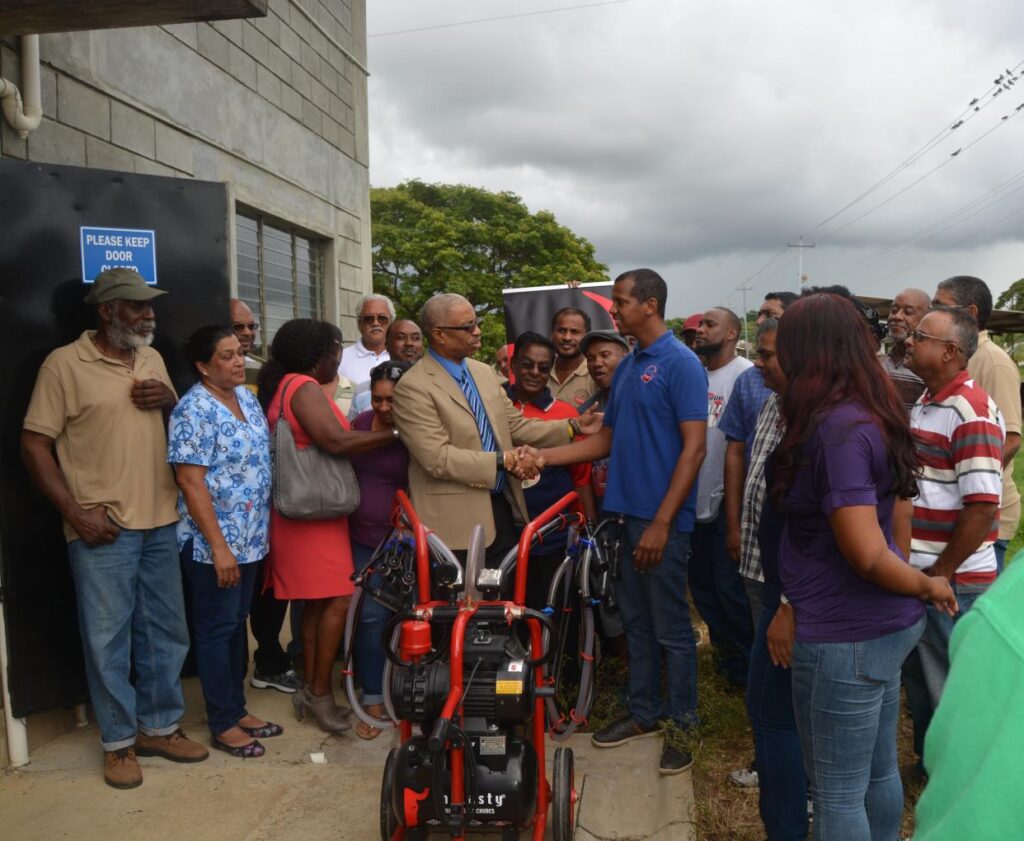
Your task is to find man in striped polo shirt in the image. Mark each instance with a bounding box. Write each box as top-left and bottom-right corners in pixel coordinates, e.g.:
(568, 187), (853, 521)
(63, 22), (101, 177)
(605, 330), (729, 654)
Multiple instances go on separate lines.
(902, 306), (1005, 766)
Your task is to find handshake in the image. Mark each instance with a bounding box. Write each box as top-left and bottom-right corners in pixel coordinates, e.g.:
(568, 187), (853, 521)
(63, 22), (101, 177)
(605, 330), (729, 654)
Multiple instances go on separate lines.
(503, 446), (546, 481)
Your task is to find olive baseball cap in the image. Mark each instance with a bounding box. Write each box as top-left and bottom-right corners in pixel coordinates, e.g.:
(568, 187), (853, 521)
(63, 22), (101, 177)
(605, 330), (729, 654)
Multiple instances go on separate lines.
(580, 329), (630, 355)
(84, 268), (168, 304)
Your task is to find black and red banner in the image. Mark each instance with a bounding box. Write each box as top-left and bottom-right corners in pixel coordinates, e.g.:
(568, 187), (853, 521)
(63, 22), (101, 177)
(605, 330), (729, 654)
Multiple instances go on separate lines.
(502, 282), (616, 347)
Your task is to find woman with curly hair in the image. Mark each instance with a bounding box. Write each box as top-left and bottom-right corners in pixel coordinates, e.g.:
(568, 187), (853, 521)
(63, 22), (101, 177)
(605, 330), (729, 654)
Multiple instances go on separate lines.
(767, 293), (956, 841)
(257, 319), (395, 733)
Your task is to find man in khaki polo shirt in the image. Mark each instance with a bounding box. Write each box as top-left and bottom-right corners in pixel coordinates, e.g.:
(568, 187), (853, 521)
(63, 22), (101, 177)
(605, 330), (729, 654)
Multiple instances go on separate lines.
(933, 275), (1022, 570)
(21, 268), (207, 789)
(548, 306), (597, 409)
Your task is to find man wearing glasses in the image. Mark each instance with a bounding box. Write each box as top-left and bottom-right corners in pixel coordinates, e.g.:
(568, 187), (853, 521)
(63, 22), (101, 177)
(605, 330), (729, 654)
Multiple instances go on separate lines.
(230, 298), (262, 388)
(392, 294), (595, 566)
(340, 293), (395, 416)
(902, 305), (1004, 770)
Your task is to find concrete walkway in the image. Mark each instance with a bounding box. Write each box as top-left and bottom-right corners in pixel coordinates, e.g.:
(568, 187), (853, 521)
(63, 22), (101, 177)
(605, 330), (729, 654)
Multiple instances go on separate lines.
(0, 677), (694, 840)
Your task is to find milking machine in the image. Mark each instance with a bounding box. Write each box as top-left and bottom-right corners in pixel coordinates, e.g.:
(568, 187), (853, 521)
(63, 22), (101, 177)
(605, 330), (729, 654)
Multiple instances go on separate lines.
(341, 490), (620, 841)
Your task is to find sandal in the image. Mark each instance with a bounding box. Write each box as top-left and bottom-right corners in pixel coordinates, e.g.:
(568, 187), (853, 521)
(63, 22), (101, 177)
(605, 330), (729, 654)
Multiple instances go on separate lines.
(355, 719), (383, 741)
(210, 735), (265, 758)
(239, 721), (283, 738)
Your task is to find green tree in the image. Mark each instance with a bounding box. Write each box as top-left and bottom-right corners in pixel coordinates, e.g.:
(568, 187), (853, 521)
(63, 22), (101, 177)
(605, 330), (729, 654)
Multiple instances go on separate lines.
(995, 278), (1024, 364)
(371, 181), (608, 358)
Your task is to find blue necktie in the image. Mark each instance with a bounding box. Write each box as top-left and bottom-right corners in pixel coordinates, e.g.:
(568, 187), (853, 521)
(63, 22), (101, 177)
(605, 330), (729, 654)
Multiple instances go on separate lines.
(459, 369), (505, 492)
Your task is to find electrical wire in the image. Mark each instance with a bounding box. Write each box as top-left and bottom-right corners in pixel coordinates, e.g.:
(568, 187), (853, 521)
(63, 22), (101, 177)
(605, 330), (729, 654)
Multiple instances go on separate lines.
(811, 60), (1024, 234)
(867, 202), (1024, 286)
(822, 167), (1024, 284)
(368, 0), (632, 38)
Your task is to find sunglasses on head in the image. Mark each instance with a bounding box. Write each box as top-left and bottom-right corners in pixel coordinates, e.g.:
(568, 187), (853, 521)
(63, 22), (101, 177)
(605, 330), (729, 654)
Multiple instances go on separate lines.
(371, 363), (408, 382)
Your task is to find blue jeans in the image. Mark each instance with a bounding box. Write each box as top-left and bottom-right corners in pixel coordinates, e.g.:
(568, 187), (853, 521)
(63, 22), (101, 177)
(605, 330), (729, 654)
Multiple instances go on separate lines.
(615, 516), (697, 728)
(352, 541), (393, 705)
(902, 581), (989, 759)
(689, 511), (754, 686)
(184, 548), (260, 735)
(994, 538), (1008, 574)
(746, 584), (807, 841)
(791, 616), (926, 841)
(67, 524), (188, 750)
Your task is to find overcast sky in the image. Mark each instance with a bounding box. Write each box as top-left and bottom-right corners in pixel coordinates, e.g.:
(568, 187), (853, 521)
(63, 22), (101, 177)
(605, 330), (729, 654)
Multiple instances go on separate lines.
(365, 1), (1024, 318)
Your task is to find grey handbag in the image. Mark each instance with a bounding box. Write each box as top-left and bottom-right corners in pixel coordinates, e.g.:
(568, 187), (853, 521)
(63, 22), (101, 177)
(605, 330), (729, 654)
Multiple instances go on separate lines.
(271, 375), (361, 520)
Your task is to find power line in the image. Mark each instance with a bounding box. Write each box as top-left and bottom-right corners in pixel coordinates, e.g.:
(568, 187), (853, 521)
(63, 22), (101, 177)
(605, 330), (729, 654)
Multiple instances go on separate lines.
(867, 202), (1024, 286)
(810, 59), (1024, 234)
(368, 0), (632, 38)
(822, 167), (1024, 285)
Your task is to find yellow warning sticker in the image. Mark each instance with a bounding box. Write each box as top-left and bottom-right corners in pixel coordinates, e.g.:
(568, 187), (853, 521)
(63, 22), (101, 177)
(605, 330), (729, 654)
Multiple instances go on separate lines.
(495, 680), (523, 695)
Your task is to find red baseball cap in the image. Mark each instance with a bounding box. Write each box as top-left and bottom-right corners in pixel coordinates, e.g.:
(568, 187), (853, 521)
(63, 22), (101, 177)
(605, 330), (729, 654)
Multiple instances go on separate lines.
(683, 313), (702, 331)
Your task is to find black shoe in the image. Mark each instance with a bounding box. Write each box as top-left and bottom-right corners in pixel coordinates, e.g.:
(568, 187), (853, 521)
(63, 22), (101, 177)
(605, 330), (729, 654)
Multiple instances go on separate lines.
(659, 743), (694, 775)
(250, 668), (302, 693)
(591, 717), (660, 747)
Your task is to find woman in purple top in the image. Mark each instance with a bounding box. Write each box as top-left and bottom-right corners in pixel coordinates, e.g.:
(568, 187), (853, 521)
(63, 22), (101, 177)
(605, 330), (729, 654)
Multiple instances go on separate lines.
(348, 360), (411, 739)
(769, 294), (956, 841)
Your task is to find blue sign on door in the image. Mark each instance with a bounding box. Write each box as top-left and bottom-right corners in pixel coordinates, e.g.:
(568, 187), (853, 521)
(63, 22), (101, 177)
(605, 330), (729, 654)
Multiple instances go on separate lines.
(80, 226), (158, 284)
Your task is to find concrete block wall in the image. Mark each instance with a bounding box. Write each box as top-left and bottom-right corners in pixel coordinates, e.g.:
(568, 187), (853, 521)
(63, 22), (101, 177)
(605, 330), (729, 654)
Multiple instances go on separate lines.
(0, 0), (371, 335)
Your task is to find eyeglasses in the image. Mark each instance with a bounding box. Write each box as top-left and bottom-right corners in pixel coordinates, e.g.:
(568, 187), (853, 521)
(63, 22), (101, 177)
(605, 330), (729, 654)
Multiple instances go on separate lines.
(437, 317), (484, 333)
(911, 329), (962, 352)
(516, 360), (552, 374)
(361, 314), (390, 325)
(232, 322), (258, 331)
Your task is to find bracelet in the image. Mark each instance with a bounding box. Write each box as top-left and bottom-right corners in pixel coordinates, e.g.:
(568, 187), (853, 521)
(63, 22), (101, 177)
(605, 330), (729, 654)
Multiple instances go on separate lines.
(568, 418), (581, 439)
(496, 450), (505, 472)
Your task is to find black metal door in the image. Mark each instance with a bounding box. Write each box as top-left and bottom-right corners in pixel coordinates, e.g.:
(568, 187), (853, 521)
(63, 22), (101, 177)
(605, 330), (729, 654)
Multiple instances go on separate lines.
(0, 160), (229, 717)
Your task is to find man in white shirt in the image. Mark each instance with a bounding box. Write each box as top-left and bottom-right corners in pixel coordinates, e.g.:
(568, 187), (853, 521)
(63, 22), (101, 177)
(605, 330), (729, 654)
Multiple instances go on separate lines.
(689, 307), (755, 688)
(339, 293), (394, 416)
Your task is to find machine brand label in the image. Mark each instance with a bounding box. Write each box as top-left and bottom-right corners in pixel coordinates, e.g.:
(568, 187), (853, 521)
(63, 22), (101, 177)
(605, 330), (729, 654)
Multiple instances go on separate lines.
(494, 679), (523, 695)
(507, 660), (524, 672)
(478, 735), (506, 756)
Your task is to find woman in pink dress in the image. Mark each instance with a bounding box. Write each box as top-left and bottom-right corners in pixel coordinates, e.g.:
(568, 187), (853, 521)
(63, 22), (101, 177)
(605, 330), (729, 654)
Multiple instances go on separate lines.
(257, 319), (396, 732)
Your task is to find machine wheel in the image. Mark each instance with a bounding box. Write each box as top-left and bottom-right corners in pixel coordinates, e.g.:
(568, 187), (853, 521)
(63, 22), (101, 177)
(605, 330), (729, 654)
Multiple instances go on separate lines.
(551, 747), (576, 841)
(380, 747), (400, 841)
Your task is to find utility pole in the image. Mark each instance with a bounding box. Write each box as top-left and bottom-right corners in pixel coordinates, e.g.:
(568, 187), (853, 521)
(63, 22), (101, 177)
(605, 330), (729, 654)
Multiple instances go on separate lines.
(788, 237), (815, 292)
(737, 281), (753, 357)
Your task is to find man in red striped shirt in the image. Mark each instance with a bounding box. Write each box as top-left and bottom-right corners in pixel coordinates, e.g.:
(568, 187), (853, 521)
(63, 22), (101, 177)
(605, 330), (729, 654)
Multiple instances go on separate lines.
(902, 305), (1004, 768)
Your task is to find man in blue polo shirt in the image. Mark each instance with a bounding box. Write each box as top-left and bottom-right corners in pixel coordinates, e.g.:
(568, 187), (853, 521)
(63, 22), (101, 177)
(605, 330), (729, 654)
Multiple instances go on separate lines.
(537, 268), (708, 774)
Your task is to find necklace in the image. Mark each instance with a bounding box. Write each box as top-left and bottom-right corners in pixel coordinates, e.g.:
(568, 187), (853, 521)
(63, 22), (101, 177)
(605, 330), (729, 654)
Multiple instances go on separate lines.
(202, 382), (244, 419)
(91, 334), (135, 369)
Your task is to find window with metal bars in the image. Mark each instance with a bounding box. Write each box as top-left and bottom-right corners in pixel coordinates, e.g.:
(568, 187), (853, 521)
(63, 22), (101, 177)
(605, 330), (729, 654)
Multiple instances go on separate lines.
(236, 210), (324, 357)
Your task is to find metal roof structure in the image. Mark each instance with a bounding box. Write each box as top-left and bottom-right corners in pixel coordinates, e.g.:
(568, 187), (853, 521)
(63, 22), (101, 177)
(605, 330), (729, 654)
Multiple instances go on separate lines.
(858, 295), (1024, 335)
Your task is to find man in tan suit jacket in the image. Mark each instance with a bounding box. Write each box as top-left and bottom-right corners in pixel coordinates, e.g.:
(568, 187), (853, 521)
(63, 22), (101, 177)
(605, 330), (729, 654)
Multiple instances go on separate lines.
(393, 294), (578, 560)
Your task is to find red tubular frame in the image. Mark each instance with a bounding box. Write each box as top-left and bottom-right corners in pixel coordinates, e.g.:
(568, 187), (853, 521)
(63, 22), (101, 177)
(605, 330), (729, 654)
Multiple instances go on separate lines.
(394, 489), (433, 605)
(513, 491), (579, 605)
(388, 490), (579, 841)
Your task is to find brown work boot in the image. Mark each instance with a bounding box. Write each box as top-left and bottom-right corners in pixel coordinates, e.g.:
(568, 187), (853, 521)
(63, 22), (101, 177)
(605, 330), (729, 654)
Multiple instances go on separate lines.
(135, 728), (209, 763)
(104, 746), (143, 789)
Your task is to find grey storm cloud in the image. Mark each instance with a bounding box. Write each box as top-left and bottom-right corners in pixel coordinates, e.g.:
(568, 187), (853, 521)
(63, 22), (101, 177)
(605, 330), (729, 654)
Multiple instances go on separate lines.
(367, 1), (1024, 312)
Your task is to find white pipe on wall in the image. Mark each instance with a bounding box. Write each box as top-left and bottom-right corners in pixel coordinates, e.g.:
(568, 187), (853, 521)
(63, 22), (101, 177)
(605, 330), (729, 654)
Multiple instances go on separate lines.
(0, 582), (30, 767)
(0, 34), (43, 139)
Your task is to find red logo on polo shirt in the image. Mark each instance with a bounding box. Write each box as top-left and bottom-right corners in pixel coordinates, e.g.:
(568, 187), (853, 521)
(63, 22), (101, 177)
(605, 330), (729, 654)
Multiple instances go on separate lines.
(641, 365), (657, 383)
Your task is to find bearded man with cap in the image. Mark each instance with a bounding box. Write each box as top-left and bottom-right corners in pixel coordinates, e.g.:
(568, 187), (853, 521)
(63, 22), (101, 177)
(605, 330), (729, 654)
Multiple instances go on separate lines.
(21, 268), (207, 790)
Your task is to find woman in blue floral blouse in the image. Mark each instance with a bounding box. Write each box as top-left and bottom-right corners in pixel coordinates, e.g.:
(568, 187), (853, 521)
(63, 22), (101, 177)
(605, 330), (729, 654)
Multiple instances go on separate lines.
(168, 325), (278, 758)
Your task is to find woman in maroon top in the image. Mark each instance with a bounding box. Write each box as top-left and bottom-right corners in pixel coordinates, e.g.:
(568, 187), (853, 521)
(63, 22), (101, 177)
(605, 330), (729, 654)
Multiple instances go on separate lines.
(348, 360), (411, 739)
(770, 295), (956, 841)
